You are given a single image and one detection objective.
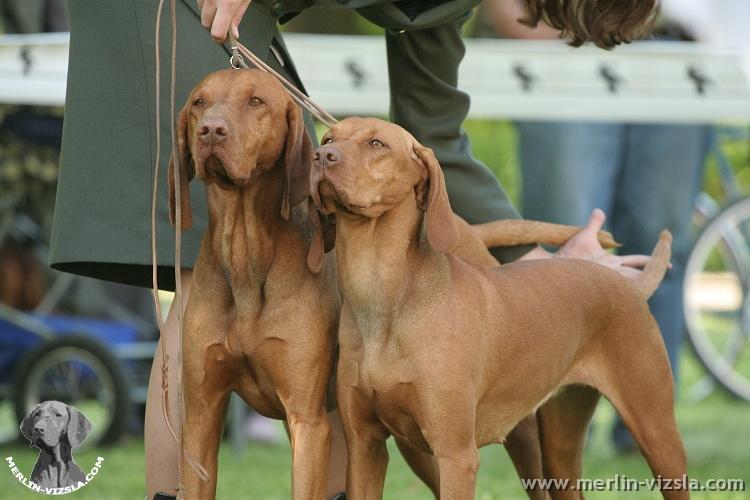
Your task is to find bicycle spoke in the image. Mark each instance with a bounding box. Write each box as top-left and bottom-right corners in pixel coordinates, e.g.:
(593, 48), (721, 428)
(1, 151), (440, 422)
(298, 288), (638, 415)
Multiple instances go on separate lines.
(720, 223), (750, 284)
(721, 326), (748, 367)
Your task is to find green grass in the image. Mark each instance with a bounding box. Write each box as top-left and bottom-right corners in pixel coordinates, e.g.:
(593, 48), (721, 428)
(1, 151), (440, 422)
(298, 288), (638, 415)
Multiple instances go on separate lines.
(1, 351), (748, 499)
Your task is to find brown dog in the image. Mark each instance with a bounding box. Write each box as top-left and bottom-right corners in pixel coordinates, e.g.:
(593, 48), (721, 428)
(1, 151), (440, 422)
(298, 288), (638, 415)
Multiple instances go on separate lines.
(171, 69), (620, 499)
(308, 117), (687, 500)
(168, 68), (340, 499)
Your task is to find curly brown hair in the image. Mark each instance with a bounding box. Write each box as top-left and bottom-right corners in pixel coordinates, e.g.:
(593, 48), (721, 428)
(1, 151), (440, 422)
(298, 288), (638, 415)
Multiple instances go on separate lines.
(521, 0), (658, 49)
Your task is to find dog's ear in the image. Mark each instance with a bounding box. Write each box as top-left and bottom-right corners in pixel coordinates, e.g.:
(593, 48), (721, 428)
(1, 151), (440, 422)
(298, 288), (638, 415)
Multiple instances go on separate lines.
(65, 404), (92, 449)
(168, 102), (194, 230)
(306, 199), (335, 273)
(281, 100), (314, 221)
(414, 144), (459, 253)
(20, 403), (41, 444)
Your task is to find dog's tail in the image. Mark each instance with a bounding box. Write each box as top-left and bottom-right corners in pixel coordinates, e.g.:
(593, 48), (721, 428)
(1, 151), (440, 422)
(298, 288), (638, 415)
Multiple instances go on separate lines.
(471, 219), (620, 250)
(634, 230), (673, 299)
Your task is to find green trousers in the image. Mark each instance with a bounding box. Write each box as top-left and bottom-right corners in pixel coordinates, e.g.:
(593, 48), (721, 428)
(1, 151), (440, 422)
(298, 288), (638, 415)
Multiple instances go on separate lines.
(50, 0), (527, 290)
(385, 16), (526, 261)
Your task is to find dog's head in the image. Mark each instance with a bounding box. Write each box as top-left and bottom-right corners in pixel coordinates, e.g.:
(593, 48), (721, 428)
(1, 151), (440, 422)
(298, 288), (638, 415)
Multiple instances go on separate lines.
(20, 401), (93, 450)
(307, 117), (458, 272)
(168, 68), (313, 228)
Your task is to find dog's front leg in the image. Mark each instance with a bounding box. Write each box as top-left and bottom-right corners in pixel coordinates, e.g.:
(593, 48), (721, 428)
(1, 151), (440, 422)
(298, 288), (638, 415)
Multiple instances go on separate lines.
(337, 383), (390, 500)
(424, 400), (480, 500)
(394, 437), (439, 496)
(433, 448), (480, 500)
(180, 342), (232, 499)
(285, 407), (332, 500)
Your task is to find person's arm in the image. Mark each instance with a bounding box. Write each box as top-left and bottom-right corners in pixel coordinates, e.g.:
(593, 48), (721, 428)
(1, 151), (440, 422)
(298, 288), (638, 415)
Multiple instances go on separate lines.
(198, 0), (252, 42)
(485, 0), (559, 40)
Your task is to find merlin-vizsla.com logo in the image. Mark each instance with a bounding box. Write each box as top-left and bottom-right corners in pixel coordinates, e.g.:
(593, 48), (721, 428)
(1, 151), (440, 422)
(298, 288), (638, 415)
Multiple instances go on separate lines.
(5, 400), (104, 495)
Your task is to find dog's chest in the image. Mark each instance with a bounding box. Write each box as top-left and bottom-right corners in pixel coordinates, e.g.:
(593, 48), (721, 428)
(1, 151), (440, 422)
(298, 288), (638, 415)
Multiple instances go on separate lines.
(221, 316), (288, 418)
(34, 462), (71, 488)
(224, 281), (332, 418)
(343, 348), (431, 448)
(226, 292), (296, 351)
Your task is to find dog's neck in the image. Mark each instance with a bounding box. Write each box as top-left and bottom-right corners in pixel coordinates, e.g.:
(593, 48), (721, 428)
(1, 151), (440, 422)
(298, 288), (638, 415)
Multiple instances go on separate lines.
(334, 194), (443, 337)
(35, 442), (70, 486)
(205, 162), (285, 291)
(43, 442), (65, 464)
(52, 443), (65, 465)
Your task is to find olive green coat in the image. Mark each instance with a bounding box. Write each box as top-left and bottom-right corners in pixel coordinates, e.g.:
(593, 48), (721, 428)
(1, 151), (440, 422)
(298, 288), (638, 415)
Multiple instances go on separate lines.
(50, 0), (526, 289)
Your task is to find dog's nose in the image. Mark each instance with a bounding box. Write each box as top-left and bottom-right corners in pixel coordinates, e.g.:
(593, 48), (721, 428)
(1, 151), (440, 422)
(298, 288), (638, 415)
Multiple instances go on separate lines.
(33, 425), (44, 434)
(197, 117), (229, 144)
(314, 145), (341, 167)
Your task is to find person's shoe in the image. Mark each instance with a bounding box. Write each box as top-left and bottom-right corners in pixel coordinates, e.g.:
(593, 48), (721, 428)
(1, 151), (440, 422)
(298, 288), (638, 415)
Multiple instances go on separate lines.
(331, 493), (347, 500)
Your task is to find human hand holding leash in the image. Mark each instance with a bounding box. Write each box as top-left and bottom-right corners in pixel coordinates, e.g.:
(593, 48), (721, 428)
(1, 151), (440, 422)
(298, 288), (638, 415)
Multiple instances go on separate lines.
(198, 0), (252, 42)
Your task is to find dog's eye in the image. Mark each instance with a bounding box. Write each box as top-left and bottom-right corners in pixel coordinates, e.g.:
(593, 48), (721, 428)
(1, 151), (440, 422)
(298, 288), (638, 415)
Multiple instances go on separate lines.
(249, 97), (263, 106)
(193, 98), (205, 106)
(322, 137), (333, 144)
(370, 139), (384, 148)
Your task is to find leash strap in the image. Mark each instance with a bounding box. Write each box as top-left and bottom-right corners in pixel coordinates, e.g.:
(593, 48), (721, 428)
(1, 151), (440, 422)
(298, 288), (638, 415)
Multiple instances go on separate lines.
(227, 34), (339, 127)
(152, 0), (209, 489)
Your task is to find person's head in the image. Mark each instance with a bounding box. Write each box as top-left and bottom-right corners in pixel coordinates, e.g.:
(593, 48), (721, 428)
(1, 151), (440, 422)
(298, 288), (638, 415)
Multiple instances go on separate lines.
(521, 0), (658, 49)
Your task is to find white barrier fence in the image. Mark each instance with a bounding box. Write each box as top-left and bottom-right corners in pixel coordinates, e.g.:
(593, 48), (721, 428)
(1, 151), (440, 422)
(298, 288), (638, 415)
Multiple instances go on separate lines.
(1, 32), (749, 123)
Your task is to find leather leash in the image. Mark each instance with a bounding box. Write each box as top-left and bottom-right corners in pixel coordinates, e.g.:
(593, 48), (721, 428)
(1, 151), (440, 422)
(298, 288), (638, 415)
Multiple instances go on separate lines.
(150, 0), (338, 492)
(152, 0), (208, 491)
(227, 34), (338, 127)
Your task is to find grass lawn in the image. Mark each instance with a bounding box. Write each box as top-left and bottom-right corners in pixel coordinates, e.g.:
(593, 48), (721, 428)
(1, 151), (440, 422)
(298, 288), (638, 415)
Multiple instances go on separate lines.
(1, 351), (748, 499)
(1, 120), (748, 498)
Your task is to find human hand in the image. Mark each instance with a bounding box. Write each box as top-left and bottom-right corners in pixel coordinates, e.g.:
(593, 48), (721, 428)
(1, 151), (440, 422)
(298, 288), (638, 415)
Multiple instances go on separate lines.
(197, 0), (252, 42)
(556, 208), (653, 281)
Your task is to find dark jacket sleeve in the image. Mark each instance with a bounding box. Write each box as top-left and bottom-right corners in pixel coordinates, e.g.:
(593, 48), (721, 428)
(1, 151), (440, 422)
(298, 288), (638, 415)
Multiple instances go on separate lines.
(383, 13), (533, 262)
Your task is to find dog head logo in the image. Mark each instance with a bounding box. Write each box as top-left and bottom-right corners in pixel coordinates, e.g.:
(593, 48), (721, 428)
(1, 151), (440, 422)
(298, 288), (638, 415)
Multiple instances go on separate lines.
(19, 401), (93, 489)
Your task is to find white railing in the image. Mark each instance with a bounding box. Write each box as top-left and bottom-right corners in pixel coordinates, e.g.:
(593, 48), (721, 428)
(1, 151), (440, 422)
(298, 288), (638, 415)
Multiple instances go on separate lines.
(1, 32), (749, 123)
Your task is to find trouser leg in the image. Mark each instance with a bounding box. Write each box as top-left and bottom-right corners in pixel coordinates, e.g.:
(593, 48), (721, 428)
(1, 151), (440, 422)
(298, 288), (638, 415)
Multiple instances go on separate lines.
(610, 123), (709, 449)
(518, 120), (623, 230)
(144, 271), (192, 499)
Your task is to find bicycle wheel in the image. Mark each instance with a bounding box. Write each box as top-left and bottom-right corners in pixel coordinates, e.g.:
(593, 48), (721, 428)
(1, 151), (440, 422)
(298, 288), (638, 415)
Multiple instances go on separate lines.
(13, 334), (130, 446)
(684, 196), (750, 401)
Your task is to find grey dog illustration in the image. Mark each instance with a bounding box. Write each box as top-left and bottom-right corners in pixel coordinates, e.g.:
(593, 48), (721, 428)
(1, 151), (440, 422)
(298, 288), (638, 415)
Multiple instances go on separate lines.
(20, 401), (92, 488)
